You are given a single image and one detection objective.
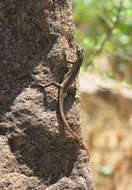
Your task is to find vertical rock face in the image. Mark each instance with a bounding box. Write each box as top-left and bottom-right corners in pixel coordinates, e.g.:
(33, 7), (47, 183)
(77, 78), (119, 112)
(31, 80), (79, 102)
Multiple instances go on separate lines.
(0, 0), (93, 189)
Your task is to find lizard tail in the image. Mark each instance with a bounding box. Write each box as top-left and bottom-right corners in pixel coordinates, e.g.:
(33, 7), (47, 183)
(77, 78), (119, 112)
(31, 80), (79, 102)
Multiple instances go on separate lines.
(58, 91), (89, 156)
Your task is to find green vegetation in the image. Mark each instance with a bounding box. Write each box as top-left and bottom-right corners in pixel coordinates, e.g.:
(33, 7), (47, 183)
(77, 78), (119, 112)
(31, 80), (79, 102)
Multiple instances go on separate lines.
(73, 0), (132, 83)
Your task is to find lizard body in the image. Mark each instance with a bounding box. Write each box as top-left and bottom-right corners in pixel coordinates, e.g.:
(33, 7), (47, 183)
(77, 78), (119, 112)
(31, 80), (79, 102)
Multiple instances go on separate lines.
(58, 46), (89, 154)
(36, 46), (89, 155)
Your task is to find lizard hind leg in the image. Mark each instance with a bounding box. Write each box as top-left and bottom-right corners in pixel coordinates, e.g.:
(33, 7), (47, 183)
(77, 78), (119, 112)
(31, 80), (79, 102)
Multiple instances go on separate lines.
(42, 81), (62, 89)
(31, 81), (62, 90)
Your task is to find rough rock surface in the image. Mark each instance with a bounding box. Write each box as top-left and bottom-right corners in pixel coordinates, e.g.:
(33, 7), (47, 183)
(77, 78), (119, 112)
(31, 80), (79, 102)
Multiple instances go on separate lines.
(0, 0), (93, 189)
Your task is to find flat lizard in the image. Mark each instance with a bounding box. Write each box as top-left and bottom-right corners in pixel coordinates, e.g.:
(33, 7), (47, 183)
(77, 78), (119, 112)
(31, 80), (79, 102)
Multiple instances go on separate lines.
(36, 46), (89, 155)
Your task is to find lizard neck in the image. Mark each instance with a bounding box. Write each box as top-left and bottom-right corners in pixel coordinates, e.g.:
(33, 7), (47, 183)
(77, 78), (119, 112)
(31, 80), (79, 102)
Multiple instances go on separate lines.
(63, 59), (82, 92)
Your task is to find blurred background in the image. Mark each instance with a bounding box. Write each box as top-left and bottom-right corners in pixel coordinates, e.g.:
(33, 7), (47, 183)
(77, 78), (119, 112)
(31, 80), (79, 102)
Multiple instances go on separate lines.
(72, 0), (132, 190)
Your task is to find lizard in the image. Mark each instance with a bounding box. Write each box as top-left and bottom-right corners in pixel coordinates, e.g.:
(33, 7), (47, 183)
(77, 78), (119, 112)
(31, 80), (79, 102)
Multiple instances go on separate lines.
(35, 45), (89, 155)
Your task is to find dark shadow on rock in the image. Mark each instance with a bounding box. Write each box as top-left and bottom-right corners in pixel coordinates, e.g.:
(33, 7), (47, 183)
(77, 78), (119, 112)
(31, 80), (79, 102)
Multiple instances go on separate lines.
(8, 120), (79, 185)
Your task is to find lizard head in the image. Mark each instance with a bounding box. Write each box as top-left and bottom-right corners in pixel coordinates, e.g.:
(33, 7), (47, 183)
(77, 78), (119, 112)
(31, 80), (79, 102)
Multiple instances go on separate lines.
(76, 45), (83, 61)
